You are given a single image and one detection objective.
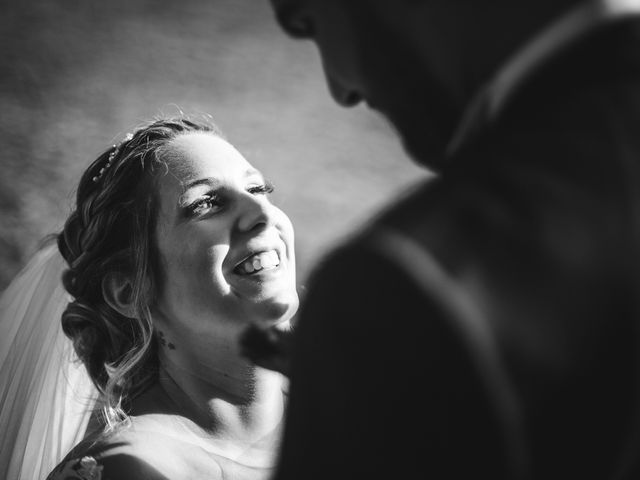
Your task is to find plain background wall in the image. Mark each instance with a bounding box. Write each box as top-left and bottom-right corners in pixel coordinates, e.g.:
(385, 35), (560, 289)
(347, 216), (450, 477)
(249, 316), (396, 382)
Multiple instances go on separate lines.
(0, 0), (427, 291)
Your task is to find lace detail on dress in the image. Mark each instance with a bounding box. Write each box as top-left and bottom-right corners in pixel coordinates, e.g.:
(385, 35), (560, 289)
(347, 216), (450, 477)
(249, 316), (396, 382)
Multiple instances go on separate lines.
(47, 456), (103, 480)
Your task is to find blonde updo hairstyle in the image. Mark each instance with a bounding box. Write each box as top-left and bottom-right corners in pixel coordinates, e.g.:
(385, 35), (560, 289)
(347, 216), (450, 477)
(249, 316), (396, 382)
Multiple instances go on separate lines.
(58, 116), (223, 428)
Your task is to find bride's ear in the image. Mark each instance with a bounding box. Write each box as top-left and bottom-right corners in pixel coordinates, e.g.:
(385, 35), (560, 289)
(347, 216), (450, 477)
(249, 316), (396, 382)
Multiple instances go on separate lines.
(102, 271), (136, 318)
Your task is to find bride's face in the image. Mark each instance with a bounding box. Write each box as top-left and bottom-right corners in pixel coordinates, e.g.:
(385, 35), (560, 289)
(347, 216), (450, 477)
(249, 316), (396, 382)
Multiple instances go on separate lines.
(151, 132), (298, 351)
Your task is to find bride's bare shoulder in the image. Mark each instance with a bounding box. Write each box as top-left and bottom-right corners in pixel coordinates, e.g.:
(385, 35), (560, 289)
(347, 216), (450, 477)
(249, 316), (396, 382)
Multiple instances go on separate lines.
(45, 451), (170, 480)
(45, 418), (224, 480)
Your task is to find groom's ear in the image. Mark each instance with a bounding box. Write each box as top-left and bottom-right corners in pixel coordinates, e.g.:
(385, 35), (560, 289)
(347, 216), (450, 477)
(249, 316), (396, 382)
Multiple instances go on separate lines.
(102, 271), (136, 318)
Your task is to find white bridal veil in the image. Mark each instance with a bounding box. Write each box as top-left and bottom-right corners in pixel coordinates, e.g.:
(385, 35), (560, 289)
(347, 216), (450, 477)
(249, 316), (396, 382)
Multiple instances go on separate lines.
(0, 240), (98, 480)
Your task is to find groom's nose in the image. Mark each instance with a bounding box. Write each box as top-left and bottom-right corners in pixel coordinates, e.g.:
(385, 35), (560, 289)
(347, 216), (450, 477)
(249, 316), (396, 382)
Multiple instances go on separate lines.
(326, 75), (362, 107)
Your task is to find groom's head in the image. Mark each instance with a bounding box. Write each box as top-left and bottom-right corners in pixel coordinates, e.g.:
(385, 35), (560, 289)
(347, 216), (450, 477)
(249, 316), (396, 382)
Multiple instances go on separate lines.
(269, 0), (584, 168)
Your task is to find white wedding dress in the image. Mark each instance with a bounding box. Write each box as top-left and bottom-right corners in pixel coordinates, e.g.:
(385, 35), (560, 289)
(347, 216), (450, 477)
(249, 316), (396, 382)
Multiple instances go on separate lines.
(0, 240), (98, 480)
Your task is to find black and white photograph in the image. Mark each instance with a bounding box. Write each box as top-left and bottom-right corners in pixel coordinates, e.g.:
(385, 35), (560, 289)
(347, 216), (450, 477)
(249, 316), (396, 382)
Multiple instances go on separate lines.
(2, 0), (640, 479)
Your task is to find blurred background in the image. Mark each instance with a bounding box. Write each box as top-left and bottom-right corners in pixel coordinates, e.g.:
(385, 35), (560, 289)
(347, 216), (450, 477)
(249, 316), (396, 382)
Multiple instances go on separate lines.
(0, 0), (427, 291)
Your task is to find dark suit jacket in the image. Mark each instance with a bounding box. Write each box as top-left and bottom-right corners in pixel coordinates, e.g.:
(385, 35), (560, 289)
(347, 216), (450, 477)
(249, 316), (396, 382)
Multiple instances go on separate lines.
(274, 17), (640, 480)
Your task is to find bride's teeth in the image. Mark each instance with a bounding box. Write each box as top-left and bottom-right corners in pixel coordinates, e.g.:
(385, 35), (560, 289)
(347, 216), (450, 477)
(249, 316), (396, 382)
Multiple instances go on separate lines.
(259, 251), (279, 268)
(243, 260), (255, 273)
(238, 250), (280, 275)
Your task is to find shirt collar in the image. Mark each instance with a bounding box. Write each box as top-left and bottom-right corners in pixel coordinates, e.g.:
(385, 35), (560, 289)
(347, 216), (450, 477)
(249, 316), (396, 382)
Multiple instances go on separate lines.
(446, 0), (640, 157)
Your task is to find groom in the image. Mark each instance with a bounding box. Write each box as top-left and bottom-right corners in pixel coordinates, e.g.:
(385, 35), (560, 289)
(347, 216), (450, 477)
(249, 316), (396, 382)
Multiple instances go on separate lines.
(258, 0), (640, 478)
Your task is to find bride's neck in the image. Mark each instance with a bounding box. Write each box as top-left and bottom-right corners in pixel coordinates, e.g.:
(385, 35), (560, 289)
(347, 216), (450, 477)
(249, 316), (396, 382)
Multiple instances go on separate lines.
(150, 351), (287, 442)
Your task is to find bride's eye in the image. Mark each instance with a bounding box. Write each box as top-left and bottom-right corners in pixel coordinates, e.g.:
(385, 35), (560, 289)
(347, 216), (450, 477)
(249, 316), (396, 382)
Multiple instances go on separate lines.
(247, 181), (274, 196)
(187, 194), (223, 216)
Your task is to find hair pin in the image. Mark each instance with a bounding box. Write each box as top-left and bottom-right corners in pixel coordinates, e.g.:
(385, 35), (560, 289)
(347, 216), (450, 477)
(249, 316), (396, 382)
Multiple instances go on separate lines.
(92, 133), (134, 183)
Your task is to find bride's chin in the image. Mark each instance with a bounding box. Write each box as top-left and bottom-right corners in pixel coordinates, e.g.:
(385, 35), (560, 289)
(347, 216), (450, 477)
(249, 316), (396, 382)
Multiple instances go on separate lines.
(272, 317), (293, 331)
(257, 296), (298, 325)
(256, 314), (293, 331)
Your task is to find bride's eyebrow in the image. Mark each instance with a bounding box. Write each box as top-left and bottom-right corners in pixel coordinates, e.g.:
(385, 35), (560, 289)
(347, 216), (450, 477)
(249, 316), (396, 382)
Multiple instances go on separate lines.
(183, 177), (221, 190)
(244, 167), (261, 177)
(244, 168), (267, 183)
(178, 168), (266, 202)
(182, 168), (262, 189)
(176, 179), (221, 210)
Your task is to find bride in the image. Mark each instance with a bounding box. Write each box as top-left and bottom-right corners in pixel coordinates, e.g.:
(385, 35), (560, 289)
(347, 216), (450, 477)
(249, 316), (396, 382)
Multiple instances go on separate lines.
(0, 116), (298, 480)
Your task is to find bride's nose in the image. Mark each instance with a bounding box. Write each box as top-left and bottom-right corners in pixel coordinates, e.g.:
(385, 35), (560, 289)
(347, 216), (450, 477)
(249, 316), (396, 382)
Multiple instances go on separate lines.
(236, 194), (274, 232)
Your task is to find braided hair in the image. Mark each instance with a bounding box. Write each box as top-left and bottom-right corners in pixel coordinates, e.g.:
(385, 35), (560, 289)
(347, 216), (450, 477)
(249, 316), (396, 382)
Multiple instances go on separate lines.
(57, 116), (224, 428)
